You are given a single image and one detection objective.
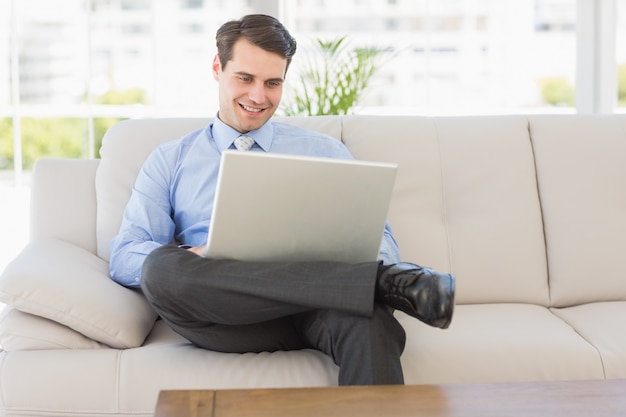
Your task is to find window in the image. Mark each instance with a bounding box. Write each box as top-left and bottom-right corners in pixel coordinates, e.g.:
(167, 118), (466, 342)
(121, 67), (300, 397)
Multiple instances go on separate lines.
(286, 0), (578, 114)
(0, 0), (623, 188)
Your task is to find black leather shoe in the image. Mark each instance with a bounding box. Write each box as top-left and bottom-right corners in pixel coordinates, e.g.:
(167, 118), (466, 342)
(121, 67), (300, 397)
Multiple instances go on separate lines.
(376, 262), (455, 329)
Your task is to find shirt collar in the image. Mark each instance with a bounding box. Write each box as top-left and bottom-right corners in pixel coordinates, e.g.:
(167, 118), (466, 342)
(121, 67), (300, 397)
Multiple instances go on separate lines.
(210, 113), (273, 152)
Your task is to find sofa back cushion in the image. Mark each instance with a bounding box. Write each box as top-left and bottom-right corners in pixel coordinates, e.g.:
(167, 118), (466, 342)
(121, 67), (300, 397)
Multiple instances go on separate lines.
(95, 116), (343, 262)
(529, 115), (626, 307)
(343, 115), (549, 305)
(96, 118), (211, 261)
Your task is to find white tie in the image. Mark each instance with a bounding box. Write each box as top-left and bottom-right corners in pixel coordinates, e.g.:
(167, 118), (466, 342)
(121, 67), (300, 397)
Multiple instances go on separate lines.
(234, 135), (255, 151)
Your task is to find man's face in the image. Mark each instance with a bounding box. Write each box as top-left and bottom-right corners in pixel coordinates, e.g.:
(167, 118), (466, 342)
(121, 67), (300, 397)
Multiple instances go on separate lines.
(213, 38), (288, 133)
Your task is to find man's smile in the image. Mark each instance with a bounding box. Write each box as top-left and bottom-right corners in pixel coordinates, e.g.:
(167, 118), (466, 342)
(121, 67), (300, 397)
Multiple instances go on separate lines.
(240, 103), (265, 113)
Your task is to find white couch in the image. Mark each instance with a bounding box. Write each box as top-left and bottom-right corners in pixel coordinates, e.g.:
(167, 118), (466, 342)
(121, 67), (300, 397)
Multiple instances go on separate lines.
(1, 115), (626, 417)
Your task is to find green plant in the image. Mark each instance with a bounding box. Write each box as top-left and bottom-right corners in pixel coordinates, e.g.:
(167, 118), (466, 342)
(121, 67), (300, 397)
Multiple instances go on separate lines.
(0, 118), (87, 169)
(618, 63), (626, 106)
(539, 77), (575, 107)
(281, 36), (388, 116)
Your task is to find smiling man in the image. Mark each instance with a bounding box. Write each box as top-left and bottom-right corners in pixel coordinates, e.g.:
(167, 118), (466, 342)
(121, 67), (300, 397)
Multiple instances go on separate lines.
(109, 14), (455, 386)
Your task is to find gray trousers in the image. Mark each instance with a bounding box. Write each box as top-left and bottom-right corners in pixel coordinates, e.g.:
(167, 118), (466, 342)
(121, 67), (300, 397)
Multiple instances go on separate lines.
(141, 244), (406, 385)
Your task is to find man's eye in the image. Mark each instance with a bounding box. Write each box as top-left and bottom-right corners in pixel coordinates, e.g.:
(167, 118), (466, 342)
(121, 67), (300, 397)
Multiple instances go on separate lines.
(239, 76), (251, 82)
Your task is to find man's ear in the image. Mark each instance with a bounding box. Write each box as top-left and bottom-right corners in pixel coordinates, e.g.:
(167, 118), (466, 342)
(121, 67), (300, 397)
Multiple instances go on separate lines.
(212, 55), (221, 80)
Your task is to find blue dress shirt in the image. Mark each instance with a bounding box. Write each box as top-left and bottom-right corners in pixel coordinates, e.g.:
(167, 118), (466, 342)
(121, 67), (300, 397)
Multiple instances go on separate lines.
(109, 116), (401, 287)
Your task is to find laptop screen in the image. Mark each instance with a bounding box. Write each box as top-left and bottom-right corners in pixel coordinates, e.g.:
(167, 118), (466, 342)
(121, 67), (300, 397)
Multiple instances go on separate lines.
(205, 151), (398, 263)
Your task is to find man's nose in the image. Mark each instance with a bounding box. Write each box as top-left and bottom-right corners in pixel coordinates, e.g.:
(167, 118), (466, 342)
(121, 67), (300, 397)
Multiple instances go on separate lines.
(248, 82), (266, 103)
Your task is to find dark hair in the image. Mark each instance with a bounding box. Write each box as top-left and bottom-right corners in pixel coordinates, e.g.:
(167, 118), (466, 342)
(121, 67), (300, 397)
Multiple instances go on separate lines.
(216, 14), (297, 72)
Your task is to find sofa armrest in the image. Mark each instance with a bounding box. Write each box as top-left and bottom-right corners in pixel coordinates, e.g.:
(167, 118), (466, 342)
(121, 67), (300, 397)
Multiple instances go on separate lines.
(30, 158), (100, 254)
(0, 238), (157, 348)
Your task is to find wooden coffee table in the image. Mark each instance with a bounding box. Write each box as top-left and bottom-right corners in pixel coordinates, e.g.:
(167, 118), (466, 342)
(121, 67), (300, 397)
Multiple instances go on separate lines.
(154, 379), (626, 417)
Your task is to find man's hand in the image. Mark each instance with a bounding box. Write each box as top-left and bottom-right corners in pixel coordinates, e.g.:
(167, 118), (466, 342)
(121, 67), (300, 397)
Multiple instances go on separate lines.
(186, 246), (206, 257)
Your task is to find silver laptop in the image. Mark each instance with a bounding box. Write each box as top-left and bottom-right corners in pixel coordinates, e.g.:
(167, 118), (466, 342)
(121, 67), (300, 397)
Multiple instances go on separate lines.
(205, 150), (398, 263)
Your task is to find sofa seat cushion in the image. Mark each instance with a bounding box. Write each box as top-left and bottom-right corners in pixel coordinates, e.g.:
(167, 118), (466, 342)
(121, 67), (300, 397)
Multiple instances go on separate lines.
(552, 301), (626, 379)
(398, 304), (606, 384)
(0, 349), (125, 415)
(0, 319), (339, 417)
(0, 307), (103, 350)
(0, 238), (157, 348)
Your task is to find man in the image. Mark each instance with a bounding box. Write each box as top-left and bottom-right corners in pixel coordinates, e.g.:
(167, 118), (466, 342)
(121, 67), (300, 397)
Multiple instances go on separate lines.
(110, 14), (455, 385)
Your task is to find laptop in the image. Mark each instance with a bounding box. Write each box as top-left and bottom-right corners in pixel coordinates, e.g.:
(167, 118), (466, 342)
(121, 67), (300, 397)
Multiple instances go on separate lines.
(205, 150), (398, 263)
